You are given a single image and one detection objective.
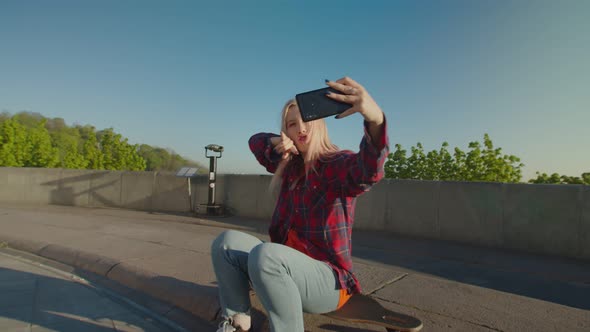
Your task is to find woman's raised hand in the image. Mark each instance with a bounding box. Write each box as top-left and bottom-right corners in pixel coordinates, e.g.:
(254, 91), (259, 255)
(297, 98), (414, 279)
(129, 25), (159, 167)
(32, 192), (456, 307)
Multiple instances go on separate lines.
(272, 132), (299, 160)
(325, 77), (384, 125)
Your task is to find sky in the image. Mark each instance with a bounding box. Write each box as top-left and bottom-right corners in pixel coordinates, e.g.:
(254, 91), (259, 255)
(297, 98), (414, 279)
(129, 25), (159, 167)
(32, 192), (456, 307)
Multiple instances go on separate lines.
(1, 0), (588, 180)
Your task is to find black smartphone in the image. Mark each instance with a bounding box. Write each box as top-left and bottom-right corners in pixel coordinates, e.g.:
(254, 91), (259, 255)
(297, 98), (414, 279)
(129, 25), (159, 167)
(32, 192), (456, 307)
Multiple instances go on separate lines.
(295, 87), (350, 122)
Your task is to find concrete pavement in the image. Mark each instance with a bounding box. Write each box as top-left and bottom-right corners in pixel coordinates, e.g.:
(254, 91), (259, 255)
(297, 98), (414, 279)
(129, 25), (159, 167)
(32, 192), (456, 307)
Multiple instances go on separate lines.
(0, 203), (589, 331)
(0, 249), (202, 332)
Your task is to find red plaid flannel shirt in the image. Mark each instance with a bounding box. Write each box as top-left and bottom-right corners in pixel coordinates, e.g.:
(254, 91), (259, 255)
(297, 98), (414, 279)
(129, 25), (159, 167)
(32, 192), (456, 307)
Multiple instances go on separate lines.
(248, 118), (389, 294)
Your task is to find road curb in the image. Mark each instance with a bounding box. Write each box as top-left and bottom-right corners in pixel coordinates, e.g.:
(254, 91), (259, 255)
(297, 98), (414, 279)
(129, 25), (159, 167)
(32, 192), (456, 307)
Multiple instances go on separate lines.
(0, 234), (219, 325)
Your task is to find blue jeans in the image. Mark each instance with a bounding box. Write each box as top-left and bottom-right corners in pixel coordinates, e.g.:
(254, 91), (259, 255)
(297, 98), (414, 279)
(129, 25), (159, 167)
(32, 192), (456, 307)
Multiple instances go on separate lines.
(210, 230), (341, 332)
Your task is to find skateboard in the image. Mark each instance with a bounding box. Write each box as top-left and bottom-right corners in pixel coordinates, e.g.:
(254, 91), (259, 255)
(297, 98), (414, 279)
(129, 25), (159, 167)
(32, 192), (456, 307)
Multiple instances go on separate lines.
(323, 294), (423, 332)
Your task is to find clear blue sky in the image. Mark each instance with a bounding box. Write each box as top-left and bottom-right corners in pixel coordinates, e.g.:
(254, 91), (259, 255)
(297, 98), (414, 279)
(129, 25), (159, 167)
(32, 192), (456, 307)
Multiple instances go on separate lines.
(1, 1), (588, 180)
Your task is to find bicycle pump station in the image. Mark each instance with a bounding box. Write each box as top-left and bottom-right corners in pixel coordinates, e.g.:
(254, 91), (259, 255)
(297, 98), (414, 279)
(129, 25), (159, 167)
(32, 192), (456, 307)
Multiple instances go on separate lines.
(199, 144), (224, 216)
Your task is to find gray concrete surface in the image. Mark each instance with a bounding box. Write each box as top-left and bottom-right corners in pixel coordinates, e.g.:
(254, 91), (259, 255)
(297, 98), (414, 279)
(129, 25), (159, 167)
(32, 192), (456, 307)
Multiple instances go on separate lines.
(0, 249), (199, 332)
(2, 167), (588, 261)
(1, 203), (589, 331)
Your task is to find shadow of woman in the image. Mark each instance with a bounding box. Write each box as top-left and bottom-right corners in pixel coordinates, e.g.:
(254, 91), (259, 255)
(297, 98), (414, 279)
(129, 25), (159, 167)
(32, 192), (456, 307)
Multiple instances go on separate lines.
(0, 266), (168, 331)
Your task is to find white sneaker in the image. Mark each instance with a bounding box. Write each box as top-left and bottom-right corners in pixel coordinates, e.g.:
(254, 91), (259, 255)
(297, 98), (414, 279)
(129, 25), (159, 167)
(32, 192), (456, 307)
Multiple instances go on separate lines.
(216, 318), (236, 332)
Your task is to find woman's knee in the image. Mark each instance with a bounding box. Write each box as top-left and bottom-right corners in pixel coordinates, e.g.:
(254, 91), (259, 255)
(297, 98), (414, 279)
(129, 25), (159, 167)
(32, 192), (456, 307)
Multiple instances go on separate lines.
(210, 230), (241, 257)
(248, 243), (282, 277)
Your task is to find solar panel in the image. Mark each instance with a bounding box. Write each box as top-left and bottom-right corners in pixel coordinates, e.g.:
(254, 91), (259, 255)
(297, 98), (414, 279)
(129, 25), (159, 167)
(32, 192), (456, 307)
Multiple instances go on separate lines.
(175, 167), (200, 177)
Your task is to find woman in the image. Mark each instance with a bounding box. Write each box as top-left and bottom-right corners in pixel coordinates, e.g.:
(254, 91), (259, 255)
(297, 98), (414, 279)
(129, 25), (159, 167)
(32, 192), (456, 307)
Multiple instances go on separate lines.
(211, 77), (389, 332)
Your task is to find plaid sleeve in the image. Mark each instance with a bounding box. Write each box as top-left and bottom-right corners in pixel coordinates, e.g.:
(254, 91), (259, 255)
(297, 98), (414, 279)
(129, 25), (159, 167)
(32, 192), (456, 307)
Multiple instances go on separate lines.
(338, 116), (390, 196)
(249, 132), (282, 174)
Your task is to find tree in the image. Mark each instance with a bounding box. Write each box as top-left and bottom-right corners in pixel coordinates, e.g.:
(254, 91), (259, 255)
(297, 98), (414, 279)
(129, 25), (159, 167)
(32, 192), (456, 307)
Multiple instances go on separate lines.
(25, 120), (59, 167)
(0, 118), (29, 167)
(0, 110), (200, 172)
(98, 129), (117, 170)
(385, 144), (409, 179)
(385, 134), (524, 183)
(45, 117), (66, 132)
(529, 172), (590, 185)
(51, 127), (88, 169)
(97, 128), (146, 171)
(137, 144), (205, 172)
(138, 145), (167, 171)
(0, 111), (10, 122)
(12, 111), (44, 129)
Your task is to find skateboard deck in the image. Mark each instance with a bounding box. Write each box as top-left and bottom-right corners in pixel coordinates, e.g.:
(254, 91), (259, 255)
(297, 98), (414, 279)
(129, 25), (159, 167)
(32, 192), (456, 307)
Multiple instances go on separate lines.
(324, 294), (423, 332)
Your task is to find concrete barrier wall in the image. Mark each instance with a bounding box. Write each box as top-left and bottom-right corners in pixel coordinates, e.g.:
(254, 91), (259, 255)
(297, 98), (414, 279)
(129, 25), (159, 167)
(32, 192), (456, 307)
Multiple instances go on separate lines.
(0, 167), (588, 261)
(439, 181), (504, 247)
(221, 174), (274, 219)
(582, 185), (590, 259)
(88, 171), (123, 208)
(503, 183), (581, 258)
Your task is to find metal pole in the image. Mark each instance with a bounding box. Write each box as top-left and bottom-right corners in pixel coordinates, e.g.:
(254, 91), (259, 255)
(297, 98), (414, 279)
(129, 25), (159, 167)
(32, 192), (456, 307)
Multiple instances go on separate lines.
(208, 156), (217, 206)
(187, 177), (192, 212)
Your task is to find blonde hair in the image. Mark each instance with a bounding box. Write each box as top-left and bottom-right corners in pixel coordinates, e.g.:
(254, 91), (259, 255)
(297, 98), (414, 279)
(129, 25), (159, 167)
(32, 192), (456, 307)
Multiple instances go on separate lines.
(270, 99), (339, 193)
